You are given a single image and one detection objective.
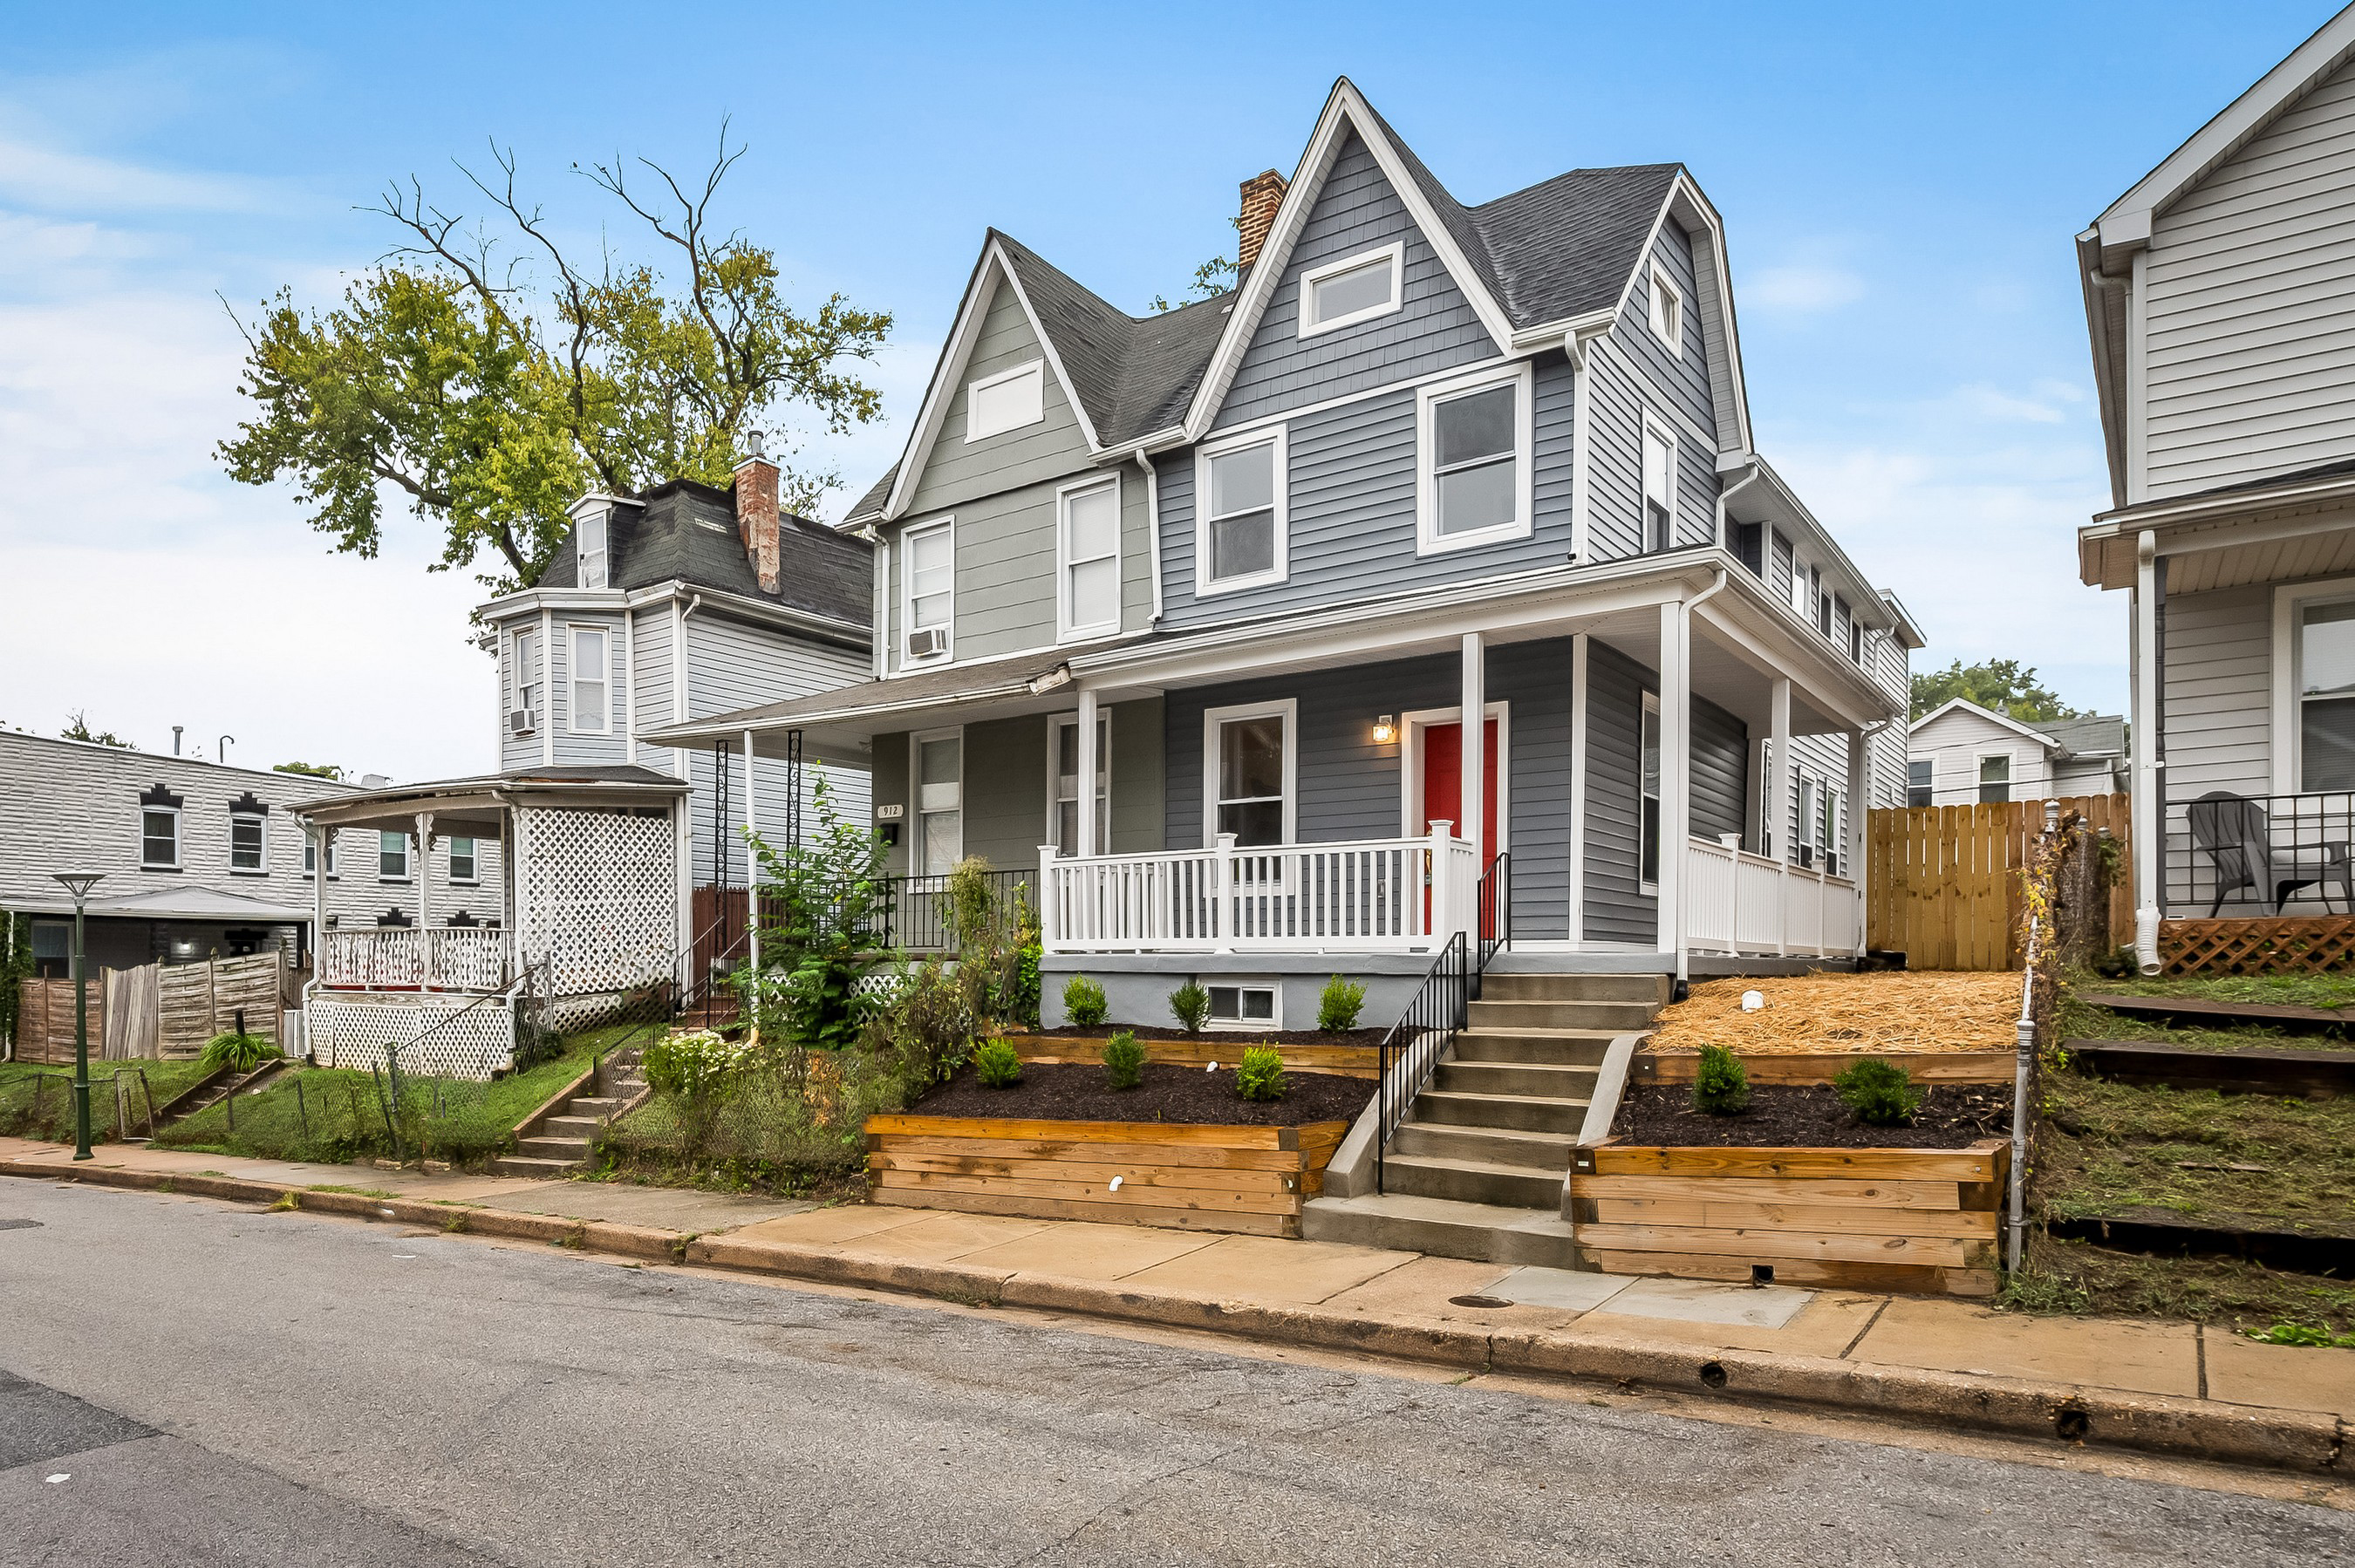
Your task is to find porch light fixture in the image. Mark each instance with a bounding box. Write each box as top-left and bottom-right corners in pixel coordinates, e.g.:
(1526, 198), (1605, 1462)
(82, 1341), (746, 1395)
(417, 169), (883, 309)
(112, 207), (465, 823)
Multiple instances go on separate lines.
(1372, 715), (1397, 746)
(1027, 664), (1074, 696)
(51, 872), (105, 1161)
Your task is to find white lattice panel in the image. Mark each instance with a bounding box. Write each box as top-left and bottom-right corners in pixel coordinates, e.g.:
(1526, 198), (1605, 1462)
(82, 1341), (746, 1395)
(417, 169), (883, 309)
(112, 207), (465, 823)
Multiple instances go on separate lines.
(520, 808), (678, 999)
(308, 993), (516, 1081)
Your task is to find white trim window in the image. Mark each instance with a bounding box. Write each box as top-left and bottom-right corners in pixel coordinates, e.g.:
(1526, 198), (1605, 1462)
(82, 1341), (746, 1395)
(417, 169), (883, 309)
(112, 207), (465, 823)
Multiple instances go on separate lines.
(229, 810), (267, 874)
(1906, 758), (1934, 809)
(1049, 714), (1109, 857)
(2297, 597), (2355, 791)
(1823, 786), (1846, 876)
(914, 729), (964, 876)
(1796, 774), (1821, 868)
(1638, 692), (1662, 891)
(1057, 476), (1122, 640)
(966, 359), (1044, 442)
(1788, 552), (1814, 622)
(1196, 430), (1287, 594)
(1417, 362), (1533, 555)
(1204, 699), (1296, 849)
(903, 520), (954, 663)
(379, 830), (412, 882)
(569, 624), (611, 733)
(1977, 753), (2011, 805)
(511, 629), (539, 733)
(140, 807), (181, 869)
(304, 830), (338, 879)
(1642, 419), (1676, 553)
(578, 508), (608, 590)
(1297, 242), (1404, 337)
(1648, 262), (1684, 355)
(448, 835), (479, 884)
(1205, 981), (1282, 1032)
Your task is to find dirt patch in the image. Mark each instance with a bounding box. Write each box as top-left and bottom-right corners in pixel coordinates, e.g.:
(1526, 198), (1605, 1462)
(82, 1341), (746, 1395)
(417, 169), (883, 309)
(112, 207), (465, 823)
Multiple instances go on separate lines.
(1649, 971), (2016, 1055)
(1032, 1024), (1385, 1047)
(1610, 1081), (2011, 1149)
(2017, 1232), (2355, 1337)
(914, 1060), (1372, 1127)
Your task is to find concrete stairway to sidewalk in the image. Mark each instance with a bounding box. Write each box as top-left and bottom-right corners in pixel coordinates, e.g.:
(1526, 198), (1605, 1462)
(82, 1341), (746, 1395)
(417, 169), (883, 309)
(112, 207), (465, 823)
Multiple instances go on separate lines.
(1304, 972), (1666, 1266)
(494, 1045), (647, 1178)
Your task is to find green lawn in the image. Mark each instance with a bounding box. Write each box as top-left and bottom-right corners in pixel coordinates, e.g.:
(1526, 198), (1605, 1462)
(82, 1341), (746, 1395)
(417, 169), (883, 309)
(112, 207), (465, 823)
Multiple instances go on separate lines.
(2055, 988), (2355, 1054)
(0, 1059), (217, 1145)
(2076, 971), (2355, 1012)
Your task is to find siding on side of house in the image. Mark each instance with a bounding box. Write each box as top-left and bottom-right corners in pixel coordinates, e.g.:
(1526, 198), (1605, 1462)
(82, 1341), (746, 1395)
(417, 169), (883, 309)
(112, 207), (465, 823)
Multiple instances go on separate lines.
(909, 276), (1095, 515)
(870, 729), (911, 876)
(1108, 698), (1165, 856)
(2161, 583), (2275, 796)
(629, 603), (675, 757)
(2142, 57), (2355, 500)
(1610, 217), (1717, 440)
(498, 616), (546, 772)
(1904, 709), (2057, 809)
(549, 611), (630, 767)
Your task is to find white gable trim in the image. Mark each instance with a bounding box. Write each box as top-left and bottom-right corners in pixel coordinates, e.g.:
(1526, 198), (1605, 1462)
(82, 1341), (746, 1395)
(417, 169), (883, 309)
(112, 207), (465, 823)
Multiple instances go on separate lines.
(1181, 79), (1517, 441)
(1908, 697), (2062, 752)
(1606, 173), (1751, 458)
(882, 239), (1104, 522)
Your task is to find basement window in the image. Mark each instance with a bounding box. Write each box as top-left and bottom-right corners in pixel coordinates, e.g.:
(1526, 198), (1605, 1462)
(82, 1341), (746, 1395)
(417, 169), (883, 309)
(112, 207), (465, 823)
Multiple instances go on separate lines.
(1205, 982), (1280, 1032)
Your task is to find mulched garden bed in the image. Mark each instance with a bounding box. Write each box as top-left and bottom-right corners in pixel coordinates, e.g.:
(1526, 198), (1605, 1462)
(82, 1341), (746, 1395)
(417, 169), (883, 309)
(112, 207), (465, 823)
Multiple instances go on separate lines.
(1032, 1024), (1386, 1047)
(1611, 1081), (2012, 1149)
(914, 1061), (1373, 1127)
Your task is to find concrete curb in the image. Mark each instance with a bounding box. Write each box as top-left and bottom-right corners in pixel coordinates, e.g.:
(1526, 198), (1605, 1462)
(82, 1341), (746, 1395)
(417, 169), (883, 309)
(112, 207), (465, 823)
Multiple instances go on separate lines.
(10, 1159), (2345, 1475)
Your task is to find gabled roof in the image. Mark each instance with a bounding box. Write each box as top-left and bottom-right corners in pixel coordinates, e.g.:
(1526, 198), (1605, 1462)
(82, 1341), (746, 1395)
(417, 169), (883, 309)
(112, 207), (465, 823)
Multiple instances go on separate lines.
(542, 480), (871, 627)
(1909, 698), (2126, 759)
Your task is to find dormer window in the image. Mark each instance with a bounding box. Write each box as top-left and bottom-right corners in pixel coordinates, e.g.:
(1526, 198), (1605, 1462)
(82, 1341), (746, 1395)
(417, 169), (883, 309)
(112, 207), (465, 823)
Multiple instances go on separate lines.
(1648, 263), (1683, 355)
(578, 509), (608, 589)
(1298, 242), (1403, 337)
(966, 360), (1044, 441)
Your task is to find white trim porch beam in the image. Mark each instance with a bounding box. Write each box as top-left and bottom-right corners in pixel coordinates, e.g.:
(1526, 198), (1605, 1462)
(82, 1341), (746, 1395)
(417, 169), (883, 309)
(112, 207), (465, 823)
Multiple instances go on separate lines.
(1459, 633), (1485, 869)
(1846, 726), (1870, 957)
(1659, 601), (1690, 980)
(743, 728), (759, 972)
(1567, 633), (1589, 944)
(1075, 685), (1100, 858)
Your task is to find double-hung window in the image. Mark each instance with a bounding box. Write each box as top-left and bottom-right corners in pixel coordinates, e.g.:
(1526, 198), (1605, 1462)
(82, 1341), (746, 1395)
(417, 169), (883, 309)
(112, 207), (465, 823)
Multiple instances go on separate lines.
(1796, 774), (1821, 868)
(1978, 753), (2011, 804)
(449, 836), (478, 883)
(1196, 432), (1285, 593)
(1057, 478), (1121, 639)
(1297, 242), (1403, 337)
(1639, 693), (1662, 890)
(577, 509), (608, 589)
(380, 830), (411, 880)
(1050, 715), (1109, 857)
(904, 521), (953, 660)
(569, 626), (610, 733)
(1206, 701), (1294, 849)
(304, 831), (338, 878)
(1418, 364), (1532, 554)
(512, 630), (539, 730)
(229, 812), (266, 873)
(966, 361), (1044, 441)
(2298, 599), (2355, 791)
(1821, 787), (1844, 876)
(914, 731), (963, 876)
(1642, 420), (1676, 552)
(1907, 759), (1934, 809)
(140, 808), (181, 869)
(1788, 554), (1813, 622)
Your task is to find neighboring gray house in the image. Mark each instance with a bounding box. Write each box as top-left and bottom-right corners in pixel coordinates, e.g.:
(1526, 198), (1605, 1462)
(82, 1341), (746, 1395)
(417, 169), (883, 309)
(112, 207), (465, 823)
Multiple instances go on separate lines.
(2077, 5), (2355, 956)
(1905, 700), (2126, 808)
(652, 80), (1922, 999)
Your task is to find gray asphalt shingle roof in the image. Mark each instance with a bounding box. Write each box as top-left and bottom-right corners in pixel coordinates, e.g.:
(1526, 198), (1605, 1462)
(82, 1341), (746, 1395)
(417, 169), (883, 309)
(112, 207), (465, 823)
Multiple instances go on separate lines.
(544, 480), (871, 626)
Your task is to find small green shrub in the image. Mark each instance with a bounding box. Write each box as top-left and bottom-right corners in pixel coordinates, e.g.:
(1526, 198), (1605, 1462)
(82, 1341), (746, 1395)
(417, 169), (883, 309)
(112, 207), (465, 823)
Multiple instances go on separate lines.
(975, 1039), (1024, 1088)
(1102, 1030), (1146, 1091)
(1168, 981), (1211, 1035)
(1689, 1045), (1750, 1115)
(1834, 1056), (1924, 1126)
(1063, 974), (1108, 1029)
(1235, 1046), (1287, 1102)
(200, 1032), (283, 1074)
(1316, 975), (1366, 1033)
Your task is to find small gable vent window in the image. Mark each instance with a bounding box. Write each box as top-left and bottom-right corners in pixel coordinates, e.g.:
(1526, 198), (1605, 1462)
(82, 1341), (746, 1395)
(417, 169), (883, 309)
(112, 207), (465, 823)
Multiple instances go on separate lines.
(966, 360), (1044, 442)
(578, 509), (608, 590)
(1648, 263), (1683, 355)
(1299, 243), (1403, 337)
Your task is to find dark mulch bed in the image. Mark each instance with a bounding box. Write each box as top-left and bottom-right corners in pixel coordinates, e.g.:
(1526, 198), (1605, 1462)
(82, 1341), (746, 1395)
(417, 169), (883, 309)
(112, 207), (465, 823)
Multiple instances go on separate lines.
(1033, 1024), (1385, 1047)
(1611, 1081), (2012, 1149)
(913, 1061), (1372, 1128)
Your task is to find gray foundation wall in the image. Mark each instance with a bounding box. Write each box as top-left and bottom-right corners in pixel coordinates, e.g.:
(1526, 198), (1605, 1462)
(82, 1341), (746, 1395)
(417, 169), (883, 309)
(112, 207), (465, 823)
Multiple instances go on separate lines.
(1039, 951), (1435, 1032)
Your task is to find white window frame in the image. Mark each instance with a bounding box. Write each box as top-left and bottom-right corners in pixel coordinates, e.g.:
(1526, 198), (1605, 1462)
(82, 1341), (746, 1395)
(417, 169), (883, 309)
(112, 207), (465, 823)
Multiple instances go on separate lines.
(140, 806), (181, 870)
(902, 518), (955, 665)
(1296, 241), (1405, 338)
(1203, 979), (1284, 1033)
(228, 810), (269, 876)
(447, 835), (479, 885)
(1397, 702), (1512, 851)
(565, 624), (611, 735)
(1638, 692), (1662, 894)
(1046, 713), (1111, 857)
(304, 829), (338, 880)
(379, 829), (413, 883)
(1641, 415), (1677, 553)
(578, 508), (608, 590)
(964, 358), (1045, 443)
(511, 628), (539, 728)
(1976, 751), (2012, 805)
(1795, 772), (1822, 868)
(911, 726), (965, 876)
(1823, 786), (1846, 877)
(1055, 474), (1123, 642)
(1416, 360), (1534, 556)
(1193, 426), (1288, 597)
(1906, 758), (1934, 809)
(2270, 575), (2355, 794)
(1648, 262), (1684, 356)
(1201, 699), (1298, 849)
(1788, 552), (1814, 622)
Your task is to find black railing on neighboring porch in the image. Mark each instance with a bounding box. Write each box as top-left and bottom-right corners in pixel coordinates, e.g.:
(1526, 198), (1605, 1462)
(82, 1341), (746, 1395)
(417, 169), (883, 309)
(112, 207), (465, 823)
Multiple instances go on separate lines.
(2163, 790), (2355, 917)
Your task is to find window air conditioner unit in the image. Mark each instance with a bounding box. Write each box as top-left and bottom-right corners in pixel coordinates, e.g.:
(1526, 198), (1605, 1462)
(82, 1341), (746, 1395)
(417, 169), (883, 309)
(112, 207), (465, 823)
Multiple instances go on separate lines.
(905, 627), (949, 660)
(1796, 843), (1815, 869)
(509, 708), (536, 737)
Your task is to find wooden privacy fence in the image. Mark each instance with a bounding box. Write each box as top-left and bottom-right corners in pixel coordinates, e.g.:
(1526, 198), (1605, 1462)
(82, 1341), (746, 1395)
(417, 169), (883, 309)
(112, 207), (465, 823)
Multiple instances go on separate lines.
(1866, 794), (2131, 971)
(158, 953), (283, 1058)
(12, 978), (106, 1066)
(11, 952), (283, 1064)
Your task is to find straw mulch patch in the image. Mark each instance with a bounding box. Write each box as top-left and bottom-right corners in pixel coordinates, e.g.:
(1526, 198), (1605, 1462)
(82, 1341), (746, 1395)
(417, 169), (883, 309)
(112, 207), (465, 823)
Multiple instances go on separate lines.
(1646, 972), (2016, 1056)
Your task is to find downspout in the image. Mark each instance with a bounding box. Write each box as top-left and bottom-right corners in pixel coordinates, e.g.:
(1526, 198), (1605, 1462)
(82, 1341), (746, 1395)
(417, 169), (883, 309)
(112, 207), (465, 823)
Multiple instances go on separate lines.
(1714, 460), (1762, 552)
(1671, 569), (1732, 988)
(2131, 531), (2162, 972)
(1133, 447), (1164, 623)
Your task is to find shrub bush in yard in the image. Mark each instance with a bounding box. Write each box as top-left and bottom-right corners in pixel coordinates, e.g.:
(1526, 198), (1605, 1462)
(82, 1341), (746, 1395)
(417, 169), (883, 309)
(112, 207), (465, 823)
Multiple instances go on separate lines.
(1317, 975), (1366, 1033)
(200, 1031), (283, 1074)
(1168, 981), (1210, 1035)
(1102, 1031), (1145, 1091)
(975, 1039), (1024, 1088)
(1690, 1045), (1751, 1115)
(1834, 1056), (1923, 1126)
(1063, 975), (1108, 1029)
(1235, 1046), (1287, 1102)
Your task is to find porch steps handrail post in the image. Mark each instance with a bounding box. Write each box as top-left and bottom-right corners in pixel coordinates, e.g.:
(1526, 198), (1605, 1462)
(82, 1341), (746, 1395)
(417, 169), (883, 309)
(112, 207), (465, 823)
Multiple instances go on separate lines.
(1214, 833), (1236, 953)
(1038, 846), (1059, 952)
(1427, 822), (1452, 942)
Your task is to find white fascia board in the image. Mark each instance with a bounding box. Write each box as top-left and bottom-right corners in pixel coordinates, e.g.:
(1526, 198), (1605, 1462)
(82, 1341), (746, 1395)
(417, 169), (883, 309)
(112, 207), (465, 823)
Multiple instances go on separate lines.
(566, 492), (644, 523)
(1676, 174), (1753, 457)
(1909, 697), (2063, 751)
(1507, 308), (1615, 354)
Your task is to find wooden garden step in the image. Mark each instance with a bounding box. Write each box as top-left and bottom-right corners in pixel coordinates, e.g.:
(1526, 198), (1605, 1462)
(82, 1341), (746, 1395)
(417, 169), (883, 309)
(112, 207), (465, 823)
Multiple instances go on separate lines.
(2079, 992), (2355, 1033)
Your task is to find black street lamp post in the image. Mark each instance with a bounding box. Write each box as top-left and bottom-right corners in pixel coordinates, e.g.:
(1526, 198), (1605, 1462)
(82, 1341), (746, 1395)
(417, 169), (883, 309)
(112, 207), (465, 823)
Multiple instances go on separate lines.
(52, 873), (105, 1161)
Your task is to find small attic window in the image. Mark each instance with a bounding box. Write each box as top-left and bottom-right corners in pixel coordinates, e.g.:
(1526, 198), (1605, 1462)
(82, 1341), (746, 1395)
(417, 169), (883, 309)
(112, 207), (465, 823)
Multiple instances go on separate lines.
(1299, 243), (1403, 337)
(1648, 263), (1683, 356)
(578, 509), (608, 589)
(966, 360), (1045, 442)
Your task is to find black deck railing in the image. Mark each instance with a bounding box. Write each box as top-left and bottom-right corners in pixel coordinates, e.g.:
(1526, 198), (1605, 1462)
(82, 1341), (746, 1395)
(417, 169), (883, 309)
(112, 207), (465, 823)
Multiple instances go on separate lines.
(2161, 790), (2355, 917)
(875, 869), (1034, 953)
(1476, 852), (1512, 988)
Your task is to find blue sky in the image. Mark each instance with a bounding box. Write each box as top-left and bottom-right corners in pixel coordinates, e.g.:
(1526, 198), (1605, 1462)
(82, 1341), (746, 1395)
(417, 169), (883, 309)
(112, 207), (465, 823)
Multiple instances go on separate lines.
(0, 1), (2340, 779)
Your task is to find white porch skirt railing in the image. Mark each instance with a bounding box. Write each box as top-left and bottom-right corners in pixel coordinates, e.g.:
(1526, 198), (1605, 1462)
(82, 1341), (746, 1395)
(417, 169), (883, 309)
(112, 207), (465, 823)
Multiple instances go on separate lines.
(1041, 830), (1478, 954)
(1683, 835), (1859, 958)
(318, 927), (511, 992)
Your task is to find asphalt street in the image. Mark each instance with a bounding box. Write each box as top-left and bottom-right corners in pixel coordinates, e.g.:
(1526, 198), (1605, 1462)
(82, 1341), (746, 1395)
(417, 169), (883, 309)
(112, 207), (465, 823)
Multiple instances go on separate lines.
(1, 1180), (2349, 1567)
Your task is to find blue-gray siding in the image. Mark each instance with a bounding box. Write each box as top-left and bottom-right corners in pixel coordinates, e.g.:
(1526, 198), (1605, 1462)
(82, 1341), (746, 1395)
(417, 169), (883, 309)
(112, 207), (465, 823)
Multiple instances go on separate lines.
(1611, 218), (1717, 438)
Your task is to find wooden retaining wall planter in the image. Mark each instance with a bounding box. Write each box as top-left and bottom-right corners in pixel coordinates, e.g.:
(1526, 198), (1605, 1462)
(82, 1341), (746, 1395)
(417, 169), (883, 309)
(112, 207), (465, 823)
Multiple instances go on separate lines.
(996, 1035), (1378, 1079)
(1631, 1051), (2014, 1087)
(2065, 1038), (2355, 1099)
(1567, 1137), (2010, 1298)
(865, 1115), (1349, 1238)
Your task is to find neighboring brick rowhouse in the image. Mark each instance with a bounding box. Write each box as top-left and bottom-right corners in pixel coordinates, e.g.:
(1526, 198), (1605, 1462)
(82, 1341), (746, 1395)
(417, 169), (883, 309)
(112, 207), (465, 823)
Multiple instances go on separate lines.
(733, 433), (782, 594)
(1237, 169), (1288, 273)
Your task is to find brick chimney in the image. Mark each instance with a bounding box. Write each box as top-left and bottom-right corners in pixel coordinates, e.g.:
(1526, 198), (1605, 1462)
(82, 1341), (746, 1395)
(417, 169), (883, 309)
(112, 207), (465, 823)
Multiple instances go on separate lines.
(1236, 169), (1287, 273)
(733, 430), (781, 595)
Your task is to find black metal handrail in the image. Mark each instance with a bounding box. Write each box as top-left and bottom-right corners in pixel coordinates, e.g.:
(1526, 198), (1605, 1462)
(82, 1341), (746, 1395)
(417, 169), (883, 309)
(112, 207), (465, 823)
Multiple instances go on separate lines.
(1374, 931), (1469, 1196)
(875, 869), (1034, 952)
(2160, 789), (2355, 917)
(1476, 852), (1512, 989)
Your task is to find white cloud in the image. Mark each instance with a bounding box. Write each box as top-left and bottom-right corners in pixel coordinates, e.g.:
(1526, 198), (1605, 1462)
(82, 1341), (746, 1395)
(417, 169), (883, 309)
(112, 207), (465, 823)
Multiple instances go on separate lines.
(1950, 382), (2070, 424)
(0, 134), (273, 216)
(1745, 262), (1864, 315)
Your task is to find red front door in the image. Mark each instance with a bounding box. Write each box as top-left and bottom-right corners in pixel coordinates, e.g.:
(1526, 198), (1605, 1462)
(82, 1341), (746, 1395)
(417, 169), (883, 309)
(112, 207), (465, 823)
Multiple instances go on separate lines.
(1421, 718), (1500, 865)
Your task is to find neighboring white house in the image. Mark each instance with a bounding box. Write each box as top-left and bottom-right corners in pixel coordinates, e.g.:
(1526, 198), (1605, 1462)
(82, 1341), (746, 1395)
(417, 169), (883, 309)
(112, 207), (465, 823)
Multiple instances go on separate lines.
(1905, 700), (2127, 808)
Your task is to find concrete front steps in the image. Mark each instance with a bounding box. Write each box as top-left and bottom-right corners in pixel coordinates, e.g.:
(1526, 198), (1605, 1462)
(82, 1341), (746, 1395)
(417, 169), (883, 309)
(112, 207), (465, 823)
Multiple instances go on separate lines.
(1303, 971), (1665, 1265)
(494, 1046), (647, 1178)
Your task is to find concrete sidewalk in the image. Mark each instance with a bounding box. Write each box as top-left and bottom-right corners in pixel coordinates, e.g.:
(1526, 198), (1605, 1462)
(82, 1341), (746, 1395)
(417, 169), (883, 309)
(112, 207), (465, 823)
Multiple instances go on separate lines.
(6, 1135), (2351, 1473)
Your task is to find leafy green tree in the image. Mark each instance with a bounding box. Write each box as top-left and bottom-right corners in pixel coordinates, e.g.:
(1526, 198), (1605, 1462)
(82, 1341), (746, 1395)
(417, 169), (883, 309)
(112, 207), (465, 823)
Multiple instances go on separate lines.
(744, 767), (890, 1051)
(1150, 255), (1238, 313)
(1909, 659), (2085, 724)
(219, 132), (891, 594)
(273, 760), (345, 780)
(61, 711), (134, 749)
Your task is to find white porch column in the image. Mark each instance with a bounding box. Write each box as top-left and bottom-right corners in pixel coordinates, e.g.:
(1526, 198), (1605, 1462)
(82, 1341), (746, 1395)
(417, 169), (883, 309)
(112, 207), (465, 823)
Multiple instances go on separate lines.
(742, 729), (760, 971)
(1075, 686), (1101, 858)
(1567, 633), (1589, 945)
(1659, 602), (1690, 979)
(1846, 727), (1871, 957)
(1459, 632), (1485, 866)
(415, 811), (435, 986)
(2131, 529), (2162, 972)
(310, 823), (329, 979)
(1768, 676), (1792, 958)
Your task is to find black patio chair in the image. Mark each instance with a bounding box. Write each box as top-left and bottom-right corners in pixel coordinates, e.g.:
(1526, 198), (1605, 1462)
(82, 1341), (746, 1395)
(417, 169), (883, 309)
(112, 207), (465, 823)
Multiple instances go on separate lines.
(2186, 791), (2352, 916)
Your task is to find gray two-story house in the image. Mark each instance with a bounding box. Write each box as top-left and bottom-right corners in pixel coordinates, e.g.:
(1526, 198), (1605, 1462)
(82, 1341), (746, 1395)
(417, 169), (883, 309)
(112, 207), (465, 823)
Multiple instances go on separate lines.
(2078, 4), (2355, 965)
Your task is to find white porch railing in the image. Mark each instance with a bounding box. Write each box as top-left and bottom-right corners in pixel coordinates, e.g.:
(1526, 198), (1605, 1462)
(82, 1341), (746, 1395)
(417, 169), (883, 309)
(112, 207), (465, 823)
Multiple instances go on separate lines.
(1684, 835), (1859, 958)
(318, 927), (512, 992)
(1041, 830), (1478, 954)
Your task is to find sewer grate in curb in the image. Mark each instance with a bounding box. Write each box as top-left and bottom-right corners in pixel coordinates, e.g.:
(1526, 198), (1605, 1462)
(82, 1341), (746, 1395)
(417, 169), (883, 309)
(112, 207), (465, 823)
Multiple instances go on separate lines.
(0, 1218), (44, 1231)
